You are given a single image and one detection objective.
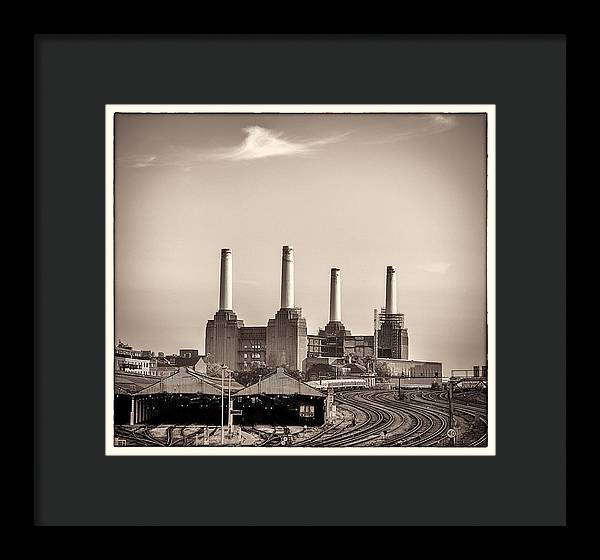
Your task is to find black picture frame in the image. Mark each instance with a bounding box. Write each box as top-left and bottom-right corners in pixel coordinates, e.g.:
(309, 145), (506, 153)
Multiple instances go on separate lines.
(34, 34), (566, 526)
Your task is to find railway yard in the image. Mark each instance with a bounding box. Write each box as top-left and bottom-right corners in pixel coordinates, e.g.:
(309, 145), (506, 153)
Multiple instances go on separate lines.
(114, 387), (487, 448)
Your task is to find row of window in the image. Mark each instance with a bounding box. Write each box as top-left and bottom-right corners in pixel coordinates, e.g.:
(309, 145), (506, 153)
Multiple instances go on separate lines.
(121, 360), (149, 369)
(396, 370), (441, 376)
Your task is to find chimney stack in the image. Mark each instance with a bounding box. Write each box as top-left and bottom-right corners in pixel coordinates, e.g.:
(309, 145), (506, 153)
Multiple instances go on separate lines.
(281, 246), (295, 308)
(219, 248), (233, 310)
(385, 265), (397, 315)
(329, 268), (341, 322)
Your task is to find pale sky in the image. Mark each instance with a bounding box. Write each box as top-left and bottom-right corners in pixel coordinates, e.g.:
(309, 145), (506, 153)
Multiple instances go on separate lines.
(115, 112), (487, 373)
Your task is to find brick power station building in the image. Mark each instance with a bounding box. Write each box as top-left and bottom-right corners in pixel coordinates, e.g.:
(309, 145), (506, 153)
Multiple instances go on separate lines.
(205, 246), (441, 376)
(306, 266), (409, 361)
(205, 247), (307, 372)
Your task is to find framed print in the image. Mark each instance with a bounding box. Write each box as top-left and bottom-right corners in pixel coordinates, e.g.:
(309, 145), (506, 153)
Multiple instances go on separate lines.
(105, 104), (496, 457)
(35, 35), (565, 526)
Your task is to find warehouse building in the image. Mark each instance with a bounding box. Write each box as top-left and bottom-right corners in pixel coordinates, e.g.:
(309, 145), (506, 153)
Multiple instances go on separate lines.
(114, 366), (327, 428)
(233, 368), (327, 426)
(114, 366), (243, 425)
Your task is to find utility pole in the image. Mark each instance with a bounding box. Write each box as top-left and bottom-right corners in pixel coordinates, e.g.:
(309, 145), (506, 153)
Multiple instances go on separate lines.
(221, 365), (226, 445)
(373, 308), (379, 372)
(448, 379), (455, 447)
(227, 368), (232, 435)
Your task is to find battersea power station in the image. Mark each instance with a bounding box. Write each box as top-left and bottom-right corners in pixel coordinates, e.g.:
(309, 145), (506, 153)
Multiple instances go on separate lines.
(205, 246), (442, 377)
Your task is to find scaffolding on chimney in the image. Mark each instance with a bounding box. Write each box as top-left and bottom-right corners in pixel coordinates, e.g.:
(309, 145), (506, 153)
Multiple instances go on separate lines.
(376, 309), (406, 359)
(378, 309), (405, 328)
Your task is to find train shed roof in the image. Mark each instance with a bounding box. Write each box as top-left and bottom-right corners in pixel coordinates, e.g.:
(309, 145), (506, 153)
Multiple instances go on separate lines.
(137, 368), (226, 396)
(115, 368), (234, 396)
(235, 369), (326, 397)
(114, 372), (165, 395)
(187, 368), (244, 391)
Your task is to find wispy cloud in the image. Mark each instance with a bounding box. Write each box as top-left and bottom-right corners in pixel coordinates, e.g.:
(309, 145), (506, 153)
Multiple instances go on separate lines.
(212, 126), (346, 161)
(118, 126), (347, 169)
(418, 262), (451, 274)
(368, 115), (459, 144)
(121, 154), (158, 168)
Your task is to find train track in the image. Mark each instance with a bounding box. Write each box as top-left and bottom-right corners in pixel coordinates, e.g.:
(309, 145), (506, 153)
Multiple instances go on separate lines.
(413, 390), (488, 447)
(298, 391), (403, 447)
(114, 425), (206, 447)
(422, 390), (486, 412)
(292, 410), (358, 446)
(114, 425), (166, 447)
(294, 397), (376, 447)
(371, 391), (448, 447)
(114, 389), (488, 448)
(297, 390), (427, 447)
(295, 388), (487, 448)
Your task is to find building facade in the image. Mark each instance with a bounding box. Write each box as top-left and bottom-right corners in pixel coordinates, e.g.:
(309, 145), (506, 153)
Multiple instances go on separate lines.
(205, 246), (307, 372)
(380, 358), (443, 377)
(114, 341), (156, 375)
(305, 267), (408, 363)
(204, 250), (441, 376)
(238, 326), (267, 371)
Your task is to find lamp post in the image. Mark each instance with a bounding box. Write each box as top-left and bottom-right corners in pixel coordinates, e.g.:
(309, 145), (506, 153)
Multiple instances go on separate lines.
(228, 367), (232, 435)
(447, 377), (456, 447)
(373, 308), (379, 373)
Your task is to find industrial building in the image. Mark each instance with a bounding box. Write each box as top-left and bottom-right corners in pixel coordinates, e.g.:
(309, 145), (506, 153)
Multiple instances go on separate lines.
(113, 246), (446, 430)
(114, 365), (327, 427)
(205, 246), (307, 372)
(234, 368), (327, 426)
(306, 269), (375, 359)
(114, 366), (245, 425)
(306, 266), (409, 362)
(204, 246), (442, 379)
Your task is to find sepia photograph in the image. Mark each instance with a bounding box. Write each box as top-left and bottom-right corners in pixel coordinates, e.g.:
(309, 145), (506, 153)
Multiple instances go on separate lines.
(105, 105), (495, 455)
(36, 33), (565, 528)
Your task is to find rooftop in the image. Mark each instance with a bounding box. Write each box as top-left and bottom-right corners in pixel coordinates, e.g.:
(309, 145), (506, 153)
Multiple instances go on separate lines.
(235, 369), (326, 397)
